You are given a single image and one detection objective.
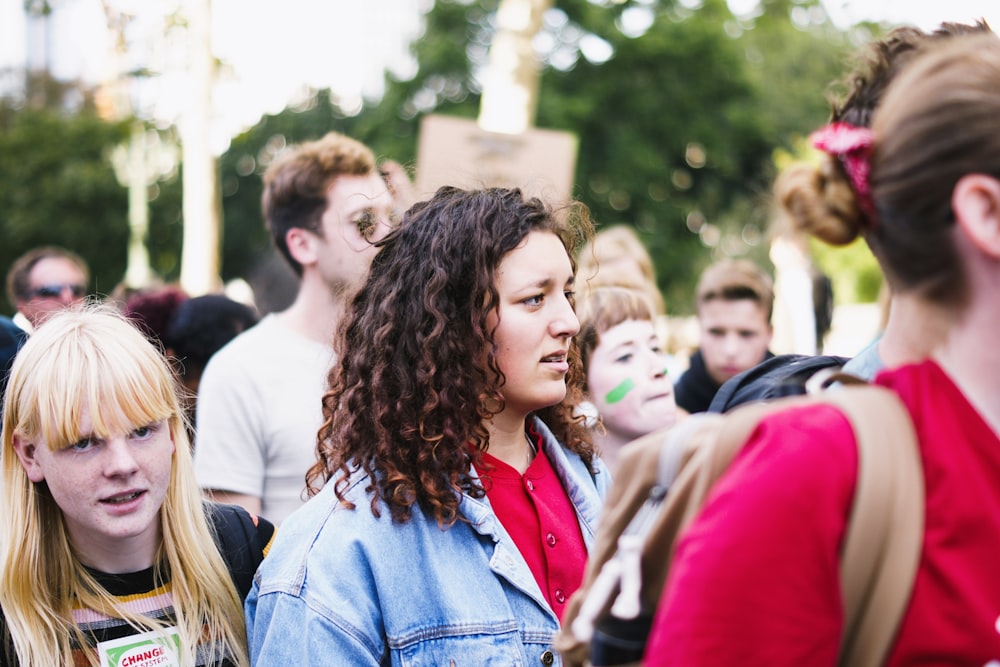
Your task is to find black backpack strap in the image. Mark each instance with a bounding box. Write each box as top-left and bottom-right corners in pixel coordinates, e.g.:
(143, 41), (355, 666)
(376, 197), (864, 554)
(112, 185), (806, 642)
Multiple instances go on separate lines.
(205, 502), (275, 601)
(708, 354), (850, 413)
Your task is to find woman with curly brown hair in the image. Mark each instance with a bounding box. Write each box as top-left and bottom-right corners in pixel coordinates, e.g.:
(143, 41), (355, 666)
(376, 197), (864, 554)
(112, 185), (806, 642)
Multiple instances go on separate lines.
(246, 186), (611, 665)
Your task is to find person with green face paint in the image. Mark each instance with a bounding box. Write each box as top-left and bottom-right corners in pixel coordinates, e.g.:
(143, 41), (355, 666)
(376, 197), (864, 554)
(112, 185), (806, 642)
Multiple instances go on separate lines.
(576, 284), (678, 472)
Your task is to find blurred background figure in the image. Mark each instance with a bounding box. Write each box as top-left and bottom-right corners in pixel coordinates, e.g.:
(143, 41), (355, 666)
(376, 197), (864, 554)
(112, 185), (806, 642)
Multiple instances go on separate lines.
(769, 227), (834, 355)
(5, 246), (90, 334)
(162, 294), (259, 403)
(0, 316), (27, 421)
(122, 284), (190, 348)
(674, 259), (774, 414)
(121, 286), (259, 428)
(194, 131), (396, 525)
(576, 284), (678, 472)
(577, 224), (666, 317)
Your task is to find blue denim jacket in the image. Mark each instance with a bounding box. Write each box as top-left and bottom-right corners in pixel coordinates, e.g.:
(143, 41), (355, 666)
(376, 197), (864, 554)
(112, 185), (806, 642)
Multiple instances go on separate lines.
(246, 416), (610, 666)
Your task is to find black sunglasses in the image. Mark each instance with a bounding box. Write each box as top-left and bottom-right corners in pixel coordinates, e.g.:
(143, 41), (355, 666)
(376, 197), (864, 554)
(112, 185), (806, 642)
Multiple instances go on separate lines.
(28, 283), (87, 300)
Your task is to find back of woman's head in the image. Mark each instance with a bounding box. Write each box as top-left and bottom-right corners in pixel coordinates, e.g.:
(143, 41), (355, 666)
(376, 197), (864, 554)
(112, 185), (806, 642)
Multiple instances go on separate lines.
(869, 32), (1000, 305)
(778, 32), (1000, 306)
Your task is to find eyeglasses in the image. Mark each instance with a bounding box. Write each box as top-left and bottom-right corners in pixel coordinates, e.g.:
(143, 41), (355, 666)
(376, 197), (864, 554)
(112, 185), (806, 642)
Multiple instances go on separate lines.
(27, 283), (87, 300)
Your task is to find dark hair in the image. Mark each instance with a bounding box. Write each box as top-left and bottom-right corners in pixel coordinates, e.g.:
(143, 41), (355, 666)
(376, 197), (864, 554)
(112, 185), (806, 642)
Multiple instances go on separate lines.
(6, 246), (90, 304)
(307, 186), (595, 525)
(261, 131), (377, 275)
(833, 22), (991, 129)
(123, 285), (189, 348)
(163, 295), (259, 380)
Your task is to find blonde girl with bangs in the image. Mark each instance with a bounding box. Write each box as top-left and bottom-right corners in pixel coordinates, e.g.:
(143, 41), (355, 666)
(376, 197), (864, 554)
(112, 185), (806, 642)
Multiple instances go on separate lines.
(0, 305), (273, 666)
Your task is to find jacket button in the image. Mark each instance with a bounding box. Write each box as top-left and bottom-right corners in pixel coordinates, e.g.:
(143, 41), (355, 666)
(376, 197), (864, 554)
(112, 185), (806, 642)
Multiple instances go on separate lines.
(540, 650), (555, 666)
(554, 588), (566, 604)
(546, 532), (557, 547)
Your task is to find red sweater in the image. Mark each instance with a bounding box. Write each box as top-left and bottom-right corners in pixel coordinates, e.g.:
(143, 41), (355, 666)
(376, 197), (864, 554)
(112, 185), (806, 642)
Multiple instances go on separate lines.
(645, 359), (1000, 665)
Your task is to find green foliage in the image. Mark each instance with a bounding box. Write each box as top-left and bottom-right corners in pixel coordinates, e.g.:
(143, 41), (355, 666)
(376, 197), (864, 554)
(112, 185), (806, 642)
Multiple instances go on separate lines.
(539, 2), (774, 310)
(0, 93), (128, 312)
(810, 236), (883, 304)
(0, 72), (186, 313)
(1, 2), (875, 318)
(214, 0), (859, 314)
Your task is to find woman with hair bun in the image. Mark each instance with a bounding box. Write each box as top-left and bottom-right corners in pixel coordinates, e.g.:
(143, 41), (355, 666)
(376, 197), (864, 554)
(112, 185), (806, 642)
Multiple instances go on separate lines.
(645, 32), (1000, 665)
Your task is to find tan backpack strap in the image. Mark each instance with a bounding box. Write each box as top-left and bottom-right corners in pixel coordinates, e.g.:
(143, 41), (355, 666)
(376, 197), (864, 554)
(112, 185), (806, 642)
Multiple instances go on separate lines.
(637, 397), (816, 610)
(824, 386), (924, 667)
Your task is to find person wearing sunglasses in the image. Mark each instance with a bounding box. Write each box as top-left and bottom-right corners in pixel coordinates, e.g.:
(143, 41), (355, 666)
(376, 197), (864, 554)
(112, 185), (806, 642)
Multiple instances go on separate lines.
(5, 245), (90, 334)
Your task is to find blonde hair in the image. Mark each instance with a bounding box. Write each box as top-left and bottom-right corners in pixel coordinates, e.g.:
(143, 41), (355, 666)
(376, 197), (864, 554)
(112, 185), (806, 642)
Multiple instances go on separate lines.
(0, 306), (249, 666)
(577, 225), (665, 315)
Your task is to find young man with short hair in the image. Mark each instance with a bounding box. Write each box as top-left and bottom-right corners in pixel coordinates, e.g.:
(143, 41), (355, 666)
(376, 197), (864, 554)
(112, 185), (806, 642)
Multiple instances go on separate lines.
(194, 131), (398, 524)
(674, 259), (774, 414)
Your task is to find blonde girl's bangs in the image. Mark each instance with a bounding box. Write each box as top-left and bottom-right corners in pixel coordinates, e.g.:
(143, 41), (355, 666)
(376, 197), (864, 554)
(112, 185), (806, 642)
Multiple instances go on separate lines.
(7, 308), (179, 451)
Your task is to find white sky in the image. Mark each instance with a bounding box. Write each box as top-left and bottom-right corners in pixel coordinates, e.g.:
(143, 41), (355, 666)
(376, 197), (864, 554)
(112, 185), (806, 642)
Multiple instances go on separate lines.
(1, 0), (998, 151)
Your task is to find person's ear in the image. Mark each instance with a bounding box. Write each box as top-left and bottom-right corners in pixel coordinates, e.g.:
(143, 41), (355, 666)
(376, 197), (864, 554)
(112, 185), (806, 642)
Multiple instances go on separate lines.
(12, 435), (45, 483)
(953, 174), (1000, 260)
(285, 227), (319, 267)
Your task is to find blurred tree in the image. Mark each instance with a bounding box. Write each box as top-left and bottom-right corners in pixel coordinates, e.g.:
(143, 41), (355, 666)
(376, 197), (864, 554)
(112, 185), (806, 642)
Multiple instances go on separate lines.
(0, 71), (183, 315)
(216, 0), (858, 313)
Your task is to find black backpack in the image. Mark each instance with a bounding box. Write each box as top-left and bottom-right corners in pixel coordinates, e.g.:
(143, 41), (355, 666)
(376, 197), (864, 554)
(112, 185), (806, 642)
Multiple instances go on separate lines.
(708, 353), (850, 413)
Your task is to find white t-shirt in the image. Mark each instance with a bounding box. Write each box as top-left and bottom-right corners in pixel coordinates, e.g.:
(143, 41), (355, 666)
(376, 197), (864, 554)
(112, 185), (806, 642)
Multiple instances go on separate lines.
(194, 314), (333, 525)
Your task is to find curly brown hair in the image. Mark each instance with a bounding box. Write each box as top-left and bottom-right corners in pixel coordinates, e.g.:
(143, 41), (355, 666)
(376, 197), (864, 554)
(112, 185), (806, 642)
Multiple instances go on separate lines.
(306, 186), (596, 526)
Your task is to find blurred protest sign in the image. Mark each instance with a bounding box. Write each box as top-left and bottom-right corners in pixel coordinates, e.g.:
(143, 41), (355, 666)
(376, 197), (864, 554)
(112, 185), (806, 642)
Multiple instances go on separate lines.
(415, 114), (578, 203)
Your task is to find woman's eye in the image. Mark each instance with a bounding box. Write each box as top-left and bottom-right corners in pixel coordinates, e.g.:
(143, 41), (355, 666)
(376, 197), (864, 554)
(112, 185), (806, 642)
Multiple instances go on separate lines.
(523, 295), (544, 306)
(614, 353), (635, 364)
(69, 437), (95, 452)
(564, 290), (576, 307)
(131, 423), (160, 441)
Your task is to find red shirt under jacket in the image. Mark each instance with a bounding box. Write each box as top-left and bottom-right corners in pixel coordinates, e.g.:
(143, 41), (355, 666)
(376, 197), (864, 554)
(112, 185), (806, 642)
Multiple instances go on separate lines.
(480, 428), (588, 621)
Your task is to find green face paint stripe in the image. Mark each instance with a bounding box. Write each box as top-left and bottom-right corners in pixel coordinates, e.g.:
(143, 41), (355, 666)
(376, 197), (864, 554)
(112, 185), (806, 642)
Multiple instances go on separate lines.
(604, 378), (636, 404)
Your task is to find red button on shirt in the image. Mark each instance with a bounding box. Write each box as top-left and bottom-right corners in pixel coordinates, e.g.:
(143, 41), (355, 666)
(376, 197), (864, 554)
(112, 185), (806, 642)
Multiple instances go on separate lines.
(479, 428), (588, 620)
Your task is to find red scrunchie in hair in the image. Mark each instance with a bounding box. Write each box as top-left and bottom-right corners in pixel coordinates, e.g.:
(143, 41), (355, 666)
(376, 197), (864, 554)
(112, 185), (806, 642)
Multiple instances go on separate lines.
(810, 122), (877, 227)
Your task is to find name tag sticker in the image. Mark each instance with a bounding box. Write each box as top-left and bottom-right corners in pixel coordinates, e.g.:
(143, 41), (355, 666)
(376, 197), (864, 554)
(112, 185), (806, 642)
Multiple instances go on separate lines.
(98, 627), (181, 667)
